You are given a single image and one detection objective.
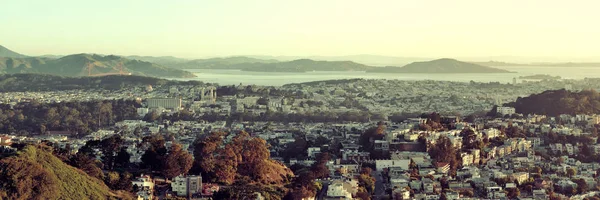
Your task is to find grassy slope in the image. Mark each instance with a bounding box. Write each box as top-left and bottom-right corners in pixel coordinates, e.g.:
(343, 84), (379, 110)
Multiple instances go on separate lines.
(9, 146), (124, 200)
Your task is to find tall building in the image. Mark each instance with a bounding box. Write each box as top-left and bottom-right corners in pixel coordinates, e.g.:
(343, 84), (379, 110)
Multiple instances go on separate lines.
(146, 98), (182, 110)
(171, 175), (202, 197)
(200, 86), (217, 103)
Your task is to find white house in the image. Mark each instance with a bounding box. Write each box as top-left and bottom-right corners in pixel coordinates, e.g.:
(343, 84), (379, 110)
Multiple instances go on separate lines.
(171, 175), (202, 197)
(375, 159), (410, 171)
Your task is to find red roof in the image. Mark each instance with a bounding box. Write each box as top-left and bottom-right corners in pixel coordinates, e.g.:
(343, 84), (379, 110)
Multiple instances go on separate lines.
(435, 162), (449, 168)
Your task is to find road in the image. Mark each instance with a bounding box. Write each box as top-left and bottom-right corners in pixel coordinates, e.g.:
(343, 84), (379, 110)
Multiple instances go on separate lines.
(372, 171), (386, 200)
(317, 180), (329, 200)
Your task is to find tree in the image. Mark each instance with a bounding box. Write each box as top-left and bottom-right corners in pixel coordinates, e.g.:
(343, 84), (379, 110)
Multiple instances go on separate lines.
(69, 153), (105, 180)
(531, 166), (543, 175)
(573, 178), (588, 194)
(311, 152), (331, 179)
(506, 188), (520, 199)
(429, 136), (456, 162)
(358, 173), (376, 194)
(140, 135), (168, 172)
(439, 192), (448, 200)
(191, 132), (224, 180)
(114, 147), (130, 169)
(162, 143), (194, 180)
(566, 168), (577, 178)
(99, 135), (123, 170)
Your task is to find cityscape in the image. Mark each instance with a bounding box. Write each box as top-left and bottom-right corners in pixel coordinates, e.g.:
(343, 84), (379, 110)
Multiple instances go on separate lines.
(2, 1), (600, 200)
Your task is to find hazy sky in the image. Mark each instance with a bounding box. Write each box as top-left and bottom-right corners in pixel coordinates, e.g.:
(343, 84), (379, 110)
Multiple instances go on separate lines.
(2, 0), (600, 59)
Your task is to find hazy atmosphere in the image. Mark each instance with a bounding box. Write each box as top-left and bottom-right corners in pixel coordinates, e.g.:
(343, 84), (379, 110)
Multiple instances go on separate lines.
(2, 1), (600, 200)
(3, 0), (600, 62)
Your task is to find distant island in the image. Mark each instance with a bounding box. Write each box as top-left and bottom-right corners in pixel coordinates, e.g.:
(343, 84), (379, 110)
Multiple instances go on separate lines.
(367, 58), (512, 73)
(166, 57), (512, 73)
(166, 57), (371, 72)
(519, 74), (561, 80)
(0, 45), (196, 78)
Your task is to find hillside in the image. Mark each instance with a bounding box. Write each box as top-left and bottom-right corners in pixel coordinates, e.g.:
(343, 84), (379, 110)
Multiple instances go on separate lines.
(0, 145), (129, 199)
(0, 73), (204, 92)
(504, 89), (600, 116)
(0, 54), (195, 78)
(168, 57), (371, 72)
(519, 74), (561, 80)
(368, 58), (512, 73)
(0, 45), (27, 58)
(237, 59), (372, 72)
(171, 56), (278, 69)
(471, 61), (524, 66)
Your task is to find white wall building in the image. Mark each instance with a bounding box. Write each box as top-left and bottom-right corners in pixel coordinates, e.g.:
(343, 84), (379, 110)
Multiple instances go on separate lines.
(171, 175), (202, 197)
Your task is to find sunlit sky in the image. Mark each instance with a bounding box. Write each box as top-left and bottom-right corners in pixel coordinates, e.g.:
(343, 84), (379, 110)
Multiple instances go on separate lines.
(2, 0), (600, 60)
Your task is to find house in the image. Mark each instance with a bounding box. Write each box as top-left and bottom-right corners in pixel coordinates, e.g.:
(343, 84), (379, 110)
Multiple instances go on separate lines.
(446, 191), (460, 200)
(132, 174), (155, 200)
(534, 178), (552, 190)
(486, 186), (505, 199)
(461, 153), (473, 166)
(307, 147), (321, 158)
(497, 107), (516, 116)
(435, 162), (450, 174)
(0, 136), (12, 145)
(555, 179), (577, 190)
(132, 174), (155, 191)
(375, 159), (410, 171)
(533, 189), (548, 200)
(511, 172), (529, 185)
(325, 181), (353, 200)
(171, 175), (202, 197)
(392, 187), (410, 200)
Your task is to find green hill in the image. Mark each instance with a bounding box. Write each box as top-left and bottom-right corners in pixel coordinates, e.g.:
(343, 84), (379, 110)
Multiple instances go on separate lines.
(368, 58), (512, 73)
(0, 54), (195, 78)
(0, 45), (28, 58)
(0, 145), (130, 200)
(504, 89), (600, 116)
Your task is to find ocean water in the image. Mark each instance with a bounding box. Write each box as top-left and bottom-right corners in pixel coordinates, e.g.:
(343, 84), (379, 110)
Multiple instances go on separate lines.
(174, 66), (600, 86)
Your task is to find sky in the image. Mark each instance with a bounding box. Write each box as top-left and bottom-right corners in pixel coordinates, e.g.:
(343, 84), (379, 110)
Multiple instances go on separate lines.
(2, 0), (600, 60)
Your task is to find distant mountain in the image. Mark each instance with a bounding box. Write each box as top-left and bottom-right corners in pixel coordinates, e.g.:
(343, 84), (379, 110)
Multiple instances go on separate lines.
(0, 54), (195, 78)
(519, 74), (561, 80)
(172, 56), (278, 69)
(471, 61), (525, 66)
(0, 45), (27, 58)
(170, 57), (369, 72)
(368, 58), (512, 73)
(0, 145), (131, 199)
(247, 54), (430, 66)
(236, 59), (372, 72)
(125, 55), (189, 67)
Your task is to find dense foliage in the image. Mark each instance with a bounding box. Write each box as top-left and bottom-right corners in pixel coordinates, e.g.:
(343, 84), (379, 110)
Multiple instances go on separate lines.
(505, 89), (600, 116)
(192, 131), (294, 199)
(0, 100), (141, 134)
